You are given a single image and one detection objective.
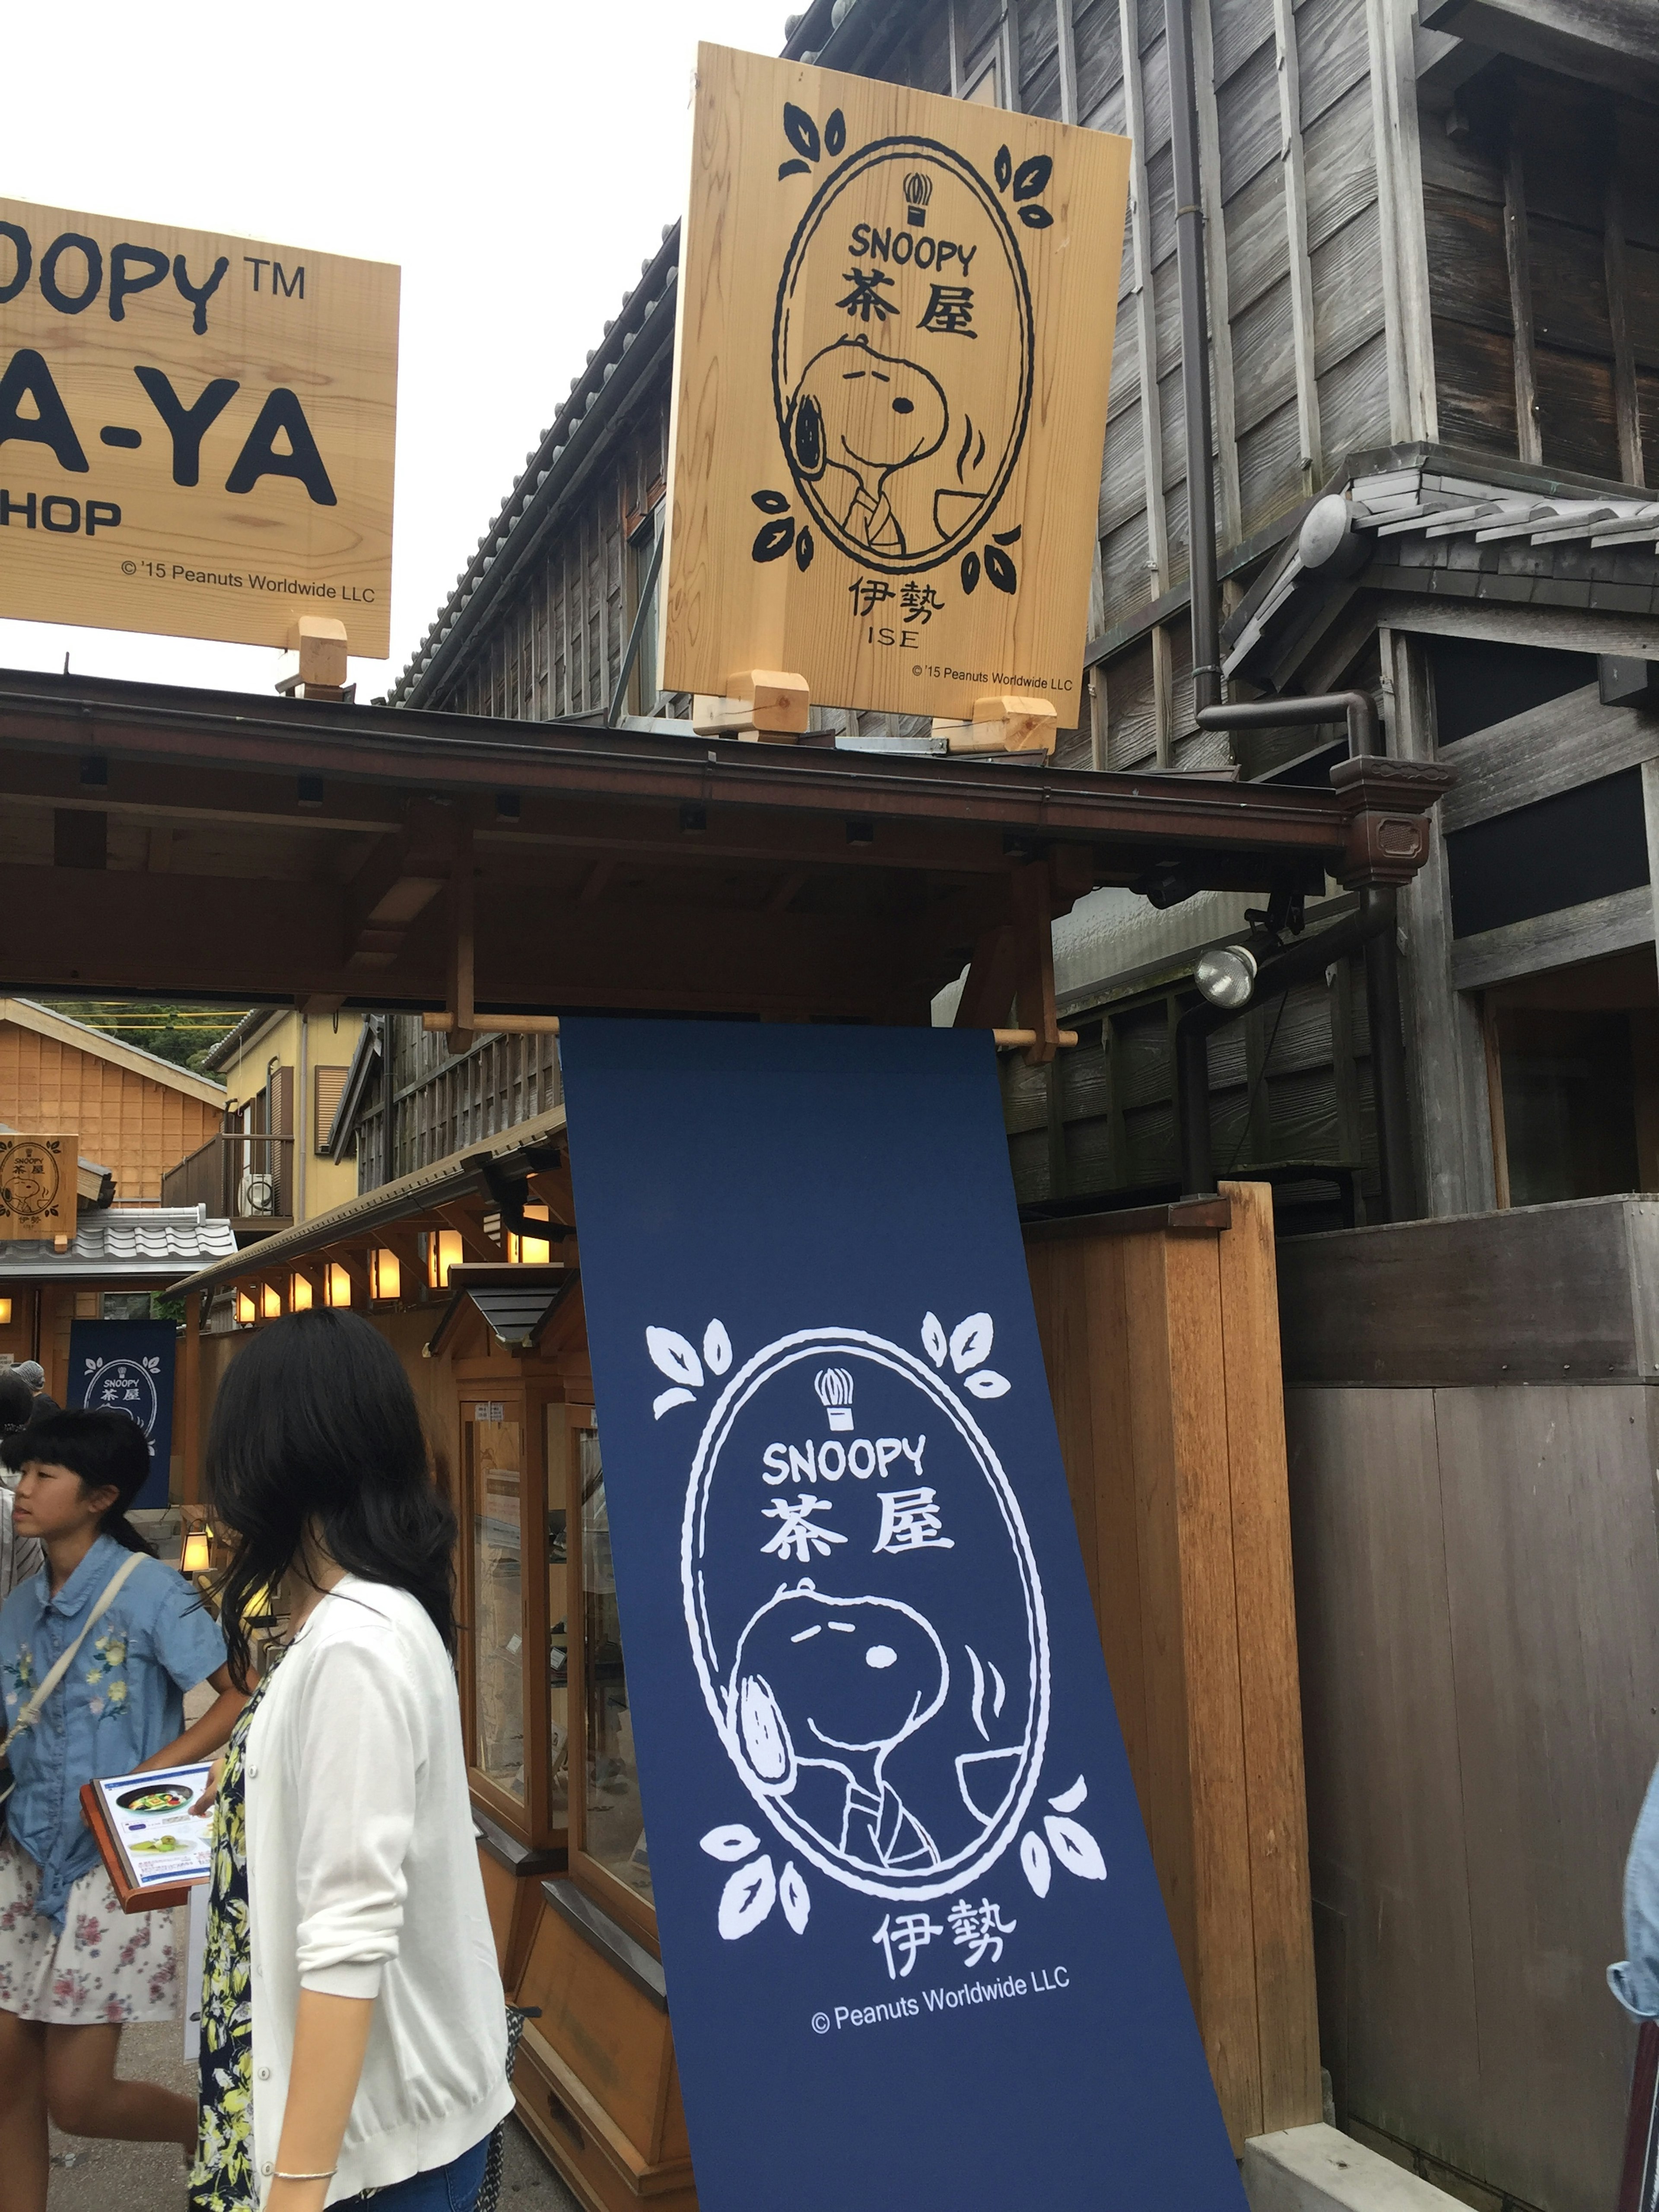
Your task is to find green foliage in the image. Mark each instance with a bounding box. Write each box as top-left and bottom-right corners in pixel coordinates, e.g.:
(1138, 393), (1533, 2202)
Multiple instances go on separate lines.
(40, 1001), (248, 1075)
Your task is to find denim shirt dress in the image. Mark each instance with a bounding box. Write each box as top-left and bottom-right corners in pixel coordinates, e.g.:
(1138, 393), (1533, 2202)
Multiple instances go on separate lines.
(0, 1533), (227, 1928)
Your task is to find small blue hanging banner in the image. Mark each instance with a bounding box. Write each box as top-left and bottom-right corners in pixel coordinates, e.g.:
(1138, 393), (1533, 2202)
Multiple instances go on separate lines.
(559, 1020), (1246, 2212)
(67, 1319), (176, 1510)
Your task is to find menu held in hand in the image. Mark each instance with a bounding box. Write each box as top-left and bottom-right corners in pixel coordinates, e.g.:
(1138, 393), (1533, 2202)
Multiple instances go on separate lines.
(80, 1762), (214, 1912)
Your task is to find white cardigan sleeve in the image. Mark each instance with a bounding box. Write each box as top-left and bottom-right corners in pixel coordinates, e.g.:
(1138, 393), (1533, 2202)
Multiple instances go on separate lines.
(287, 1623), (426, 2000)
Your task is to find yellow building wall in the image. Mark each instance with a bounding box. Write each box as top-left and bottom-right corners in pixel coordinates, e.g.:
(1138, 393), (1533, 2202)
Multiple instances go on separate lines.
(217, 1011), (364, 1222)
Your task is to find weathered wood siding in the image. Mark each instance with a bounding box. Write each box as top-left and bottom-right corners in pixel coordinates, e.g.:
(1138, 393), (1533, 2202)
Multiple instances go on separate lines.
(432, 407), (670, 724)
(1422, 64), (1659, 485)
(410, 0), (1396, 777)
(352, 1024), (564, 1192)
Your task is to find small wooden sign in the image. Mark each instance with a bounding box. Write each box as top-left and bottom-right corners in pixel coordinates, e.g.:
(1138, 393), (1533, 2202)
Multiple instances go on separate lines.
(0, 1133), (74, 1239)
(0, 199), (397, 656)
(661, 45), (1130, 727)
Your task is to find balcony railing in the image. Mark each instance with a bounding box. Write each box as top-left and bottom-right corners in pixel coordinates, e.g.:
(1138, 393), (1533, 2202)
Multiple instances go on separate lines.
(161, 1131), (296, 1232)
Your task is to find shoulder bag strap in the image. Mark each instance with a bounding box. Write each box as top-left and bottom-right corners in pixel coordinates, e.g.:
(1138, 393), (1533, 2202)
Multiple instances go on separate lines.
(0, 1548), (147, 1756)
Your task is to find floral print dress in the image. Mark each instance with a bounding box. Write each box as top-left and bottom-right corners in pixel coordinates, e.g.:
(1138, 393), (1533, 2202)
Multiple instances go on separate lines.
(189, 1672), (271, 2212)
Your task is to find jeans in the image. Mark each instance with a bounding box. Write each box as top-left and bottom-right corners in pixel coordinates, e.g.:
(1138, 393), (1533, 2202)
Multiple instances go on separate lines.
(336, 2136), (490, 2210)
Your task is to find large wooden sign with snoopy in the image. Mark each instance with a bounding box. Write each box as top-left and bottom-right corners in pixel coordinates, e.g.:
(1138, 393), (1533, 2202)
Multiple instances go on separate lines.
(661, 45), (1130, 737)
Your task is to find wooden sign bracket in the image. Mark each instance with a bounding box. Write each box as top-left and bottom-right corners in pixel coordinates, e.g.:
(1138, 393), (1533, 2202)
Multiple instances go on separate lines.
(691, 670), (812, 744)
(275, 617), (353, 705)
(932, 694), (1059, 757)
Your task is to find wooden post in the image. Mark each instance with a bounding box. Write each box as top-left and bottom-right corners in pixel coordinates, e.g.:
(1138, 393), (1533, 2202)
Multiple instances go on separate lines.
(180, 1291), (202, 1507)
(1023, 1183), (1321, 2150)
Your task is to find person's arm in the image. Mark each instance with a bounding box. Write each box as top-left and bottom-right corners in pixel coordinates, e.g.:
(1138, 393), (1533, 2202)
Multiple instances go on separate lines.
(266, 1990), (375, 2212)
(279, 1630), (423, 2194)
(134, 1662), (248, 1774)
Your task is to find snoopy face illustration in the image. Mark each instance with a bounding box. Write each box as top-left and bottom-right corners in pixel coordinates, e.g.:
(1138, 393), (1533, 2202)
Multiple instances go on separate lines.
(788, 335), (949, 491)
(727, 1582), (948, 1799)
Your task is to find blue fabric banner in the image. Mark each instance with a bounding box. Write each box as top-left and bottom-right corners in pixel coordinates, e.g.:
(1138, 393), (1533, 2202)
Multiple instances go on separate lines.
(67, 1320), (176, 1510)
(560, 1019), (1246, 2211)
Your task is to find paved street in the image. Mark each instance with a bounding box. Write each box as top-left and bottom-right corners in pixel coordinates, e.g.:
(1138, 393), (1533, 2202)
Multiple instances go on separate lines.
(46, 2006), (582, 2211)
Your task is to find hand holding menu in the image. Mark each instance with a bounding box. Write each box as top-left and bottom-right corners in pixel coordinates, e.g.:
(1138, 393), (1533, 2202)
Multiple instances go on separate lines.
(80, 1764), (214, 1912)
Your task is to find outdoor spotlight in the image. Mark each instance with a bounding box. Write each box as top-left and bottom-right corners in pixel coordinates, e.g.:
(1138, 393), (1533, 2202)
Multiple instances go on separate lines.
(1195, 943), (1258, 1010)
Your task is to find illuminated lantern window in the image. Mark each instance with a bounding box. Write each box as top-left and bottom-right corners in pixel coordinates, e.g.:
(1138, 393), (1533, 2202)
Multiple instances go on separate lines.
(509, 1206), (552, 1266)
(426, 1230), (463, 1290)
(325, 1263), (353, 1309)
(236, 1290), (256, 1326)
(290, 1273), (313, 1312)
(261, 1283), (283, 1321)
(0, 1299), (11, 1325)
(180, 1523), (213, 1575)
(370, 1248), (401, 1303)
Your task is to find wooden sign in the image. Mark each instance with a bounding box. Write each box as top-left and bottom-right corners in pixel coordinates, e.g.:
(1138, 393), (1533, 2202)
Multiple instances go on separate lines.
(661, 45), (1130, 728)
(0, 1133), (74, 1239)
(0, 200), (398, 657)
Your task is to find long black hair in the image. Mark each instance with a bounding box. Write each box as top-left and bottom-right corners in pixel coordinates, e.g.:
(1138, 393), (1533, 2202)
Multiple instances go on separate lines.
(205, 1308), (456, 1689)
(16, 1407), (160, 1554)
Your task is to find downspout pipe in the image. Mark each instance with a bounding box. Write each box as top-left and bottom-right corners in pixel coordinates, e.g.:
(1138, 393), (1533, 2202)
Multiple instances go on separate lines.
(1165, 0), (1220, 714)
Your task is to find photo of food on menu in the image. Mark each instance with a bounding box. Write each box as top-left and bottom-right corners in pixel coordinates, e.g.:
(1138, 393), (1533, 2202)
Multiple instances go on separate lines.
(81, 1763), (214, 1908)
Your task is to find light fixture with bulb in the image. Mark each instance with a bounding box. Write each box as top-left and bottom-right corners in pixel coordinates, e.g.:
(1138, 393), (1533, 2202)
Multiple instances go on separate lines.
(181, 1523), (213, 1576)
(1194, 943), (1259, 1011)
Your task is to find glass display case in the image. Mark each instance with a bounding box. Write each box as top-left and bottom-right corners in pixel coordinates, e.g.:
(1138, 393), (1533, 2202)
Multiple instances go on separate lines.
(575, 1426), (653, 1913)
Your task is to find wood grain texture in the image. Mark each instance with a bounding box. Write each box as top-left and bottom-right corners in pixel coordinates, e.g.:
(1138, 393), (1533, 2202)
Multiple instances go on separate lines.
(1216, 1180), (1321, 2134)
(1283, 1385), (1484, 2155)
(0, 195), (397, 656)
(661, 44), (1129, 721)
(1433, 1383), (1657, 2209)
(1027, 1201), (1321, 2151)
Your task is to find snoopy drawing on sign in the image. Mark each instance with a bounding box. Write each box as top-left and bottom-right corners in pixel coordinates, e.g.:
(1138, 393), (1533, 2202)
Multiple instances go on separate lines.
(787, 334), (948, 558)
(727, 1580), (947, 1872)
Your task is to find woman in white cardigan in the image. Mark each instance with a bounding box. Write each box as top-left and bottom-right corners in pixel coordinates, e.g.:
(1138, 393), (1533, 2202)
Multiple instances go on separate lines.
(188, 1311), (512, 2212)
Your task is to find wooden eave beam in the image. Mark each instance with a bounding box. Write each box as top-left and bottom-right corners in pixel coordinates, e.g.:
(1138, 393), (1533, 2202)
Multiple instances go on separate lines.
(0, 672), (1381, 867)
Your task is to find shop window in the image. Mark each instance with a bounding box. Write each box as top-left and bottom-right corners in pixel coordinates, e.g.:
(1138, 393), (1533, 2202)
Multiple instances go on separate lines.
(468, 1405), (526, 1802)
(545, 1406), (570, 1817)
(1485, 949), (1659, 1207)
(578, 1427), (652, 1907)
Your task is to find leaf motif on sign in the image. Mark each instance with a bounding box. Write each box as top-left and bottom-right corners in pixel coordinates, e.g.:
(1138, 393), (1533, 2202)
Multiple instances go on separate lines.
(1049, 1774), (1088, 1814)
(1018, 205), (1055, 230)
(653, 1387), (695, 1420)
(783, 103), (820, 162)
(922, 1312), (948, 1368)
(701, 1823), (761, 1861)
(752, 517), (796, 563)
(703, 1319), (732, 1376)
(960, 550), (981, 595)
(1013, 154), (1053, 202)
(825, 108), (846, 156)
(718, 1853), (777, 1939)
(1044, 1815), (1107, 1881)
(795, 525), (814, 571)
(995, 144), (1013, 192)
(1021, 1831), (1053, 1897)
(779, 1860), (810, 1933)
(647, 1327), (703, 1388)
(752, 489), (791, 513)
(985, 545), (1018, 594)
(965, 1370), (1010, 1398)
(779, 159), (810, 181)
(950, 1313), (994, 1373)
(992, 524), (1022, 546)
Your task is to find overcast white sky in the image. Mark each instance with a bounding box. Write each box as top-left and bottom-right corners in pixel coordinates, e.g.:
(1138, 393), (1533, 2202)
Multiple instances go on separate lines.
(0, 0), (792, 699)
